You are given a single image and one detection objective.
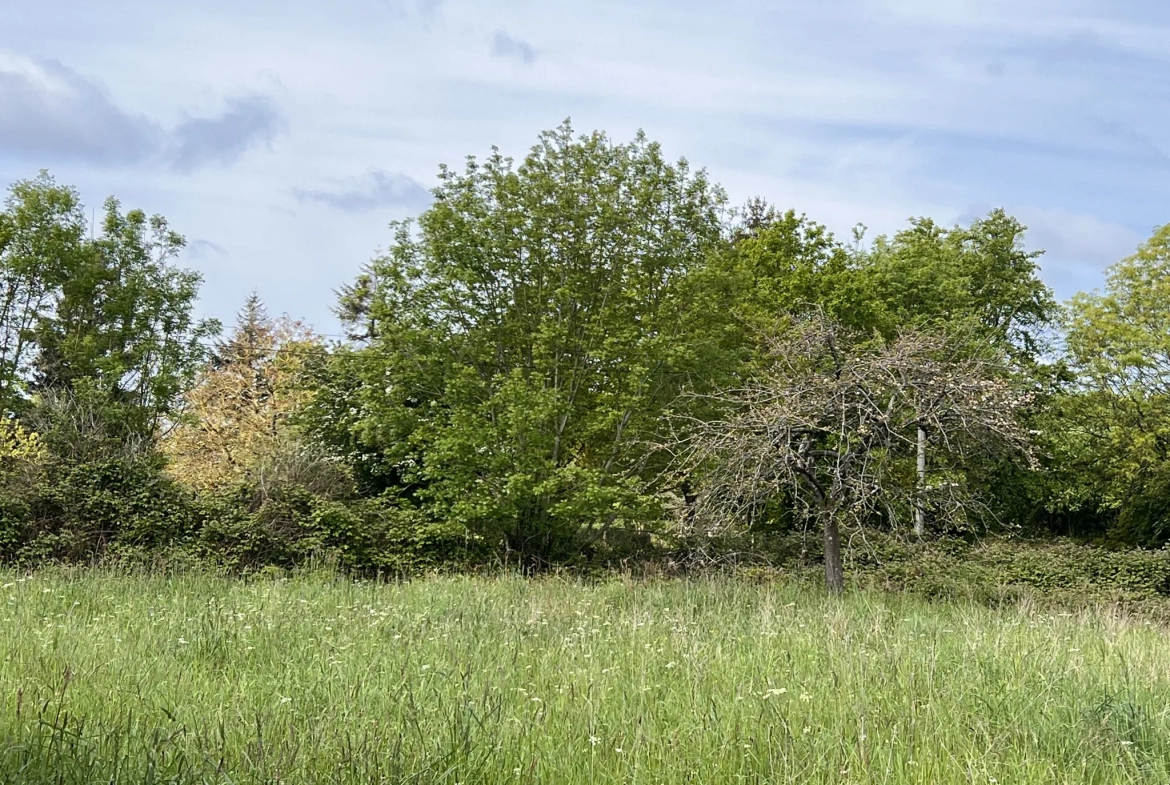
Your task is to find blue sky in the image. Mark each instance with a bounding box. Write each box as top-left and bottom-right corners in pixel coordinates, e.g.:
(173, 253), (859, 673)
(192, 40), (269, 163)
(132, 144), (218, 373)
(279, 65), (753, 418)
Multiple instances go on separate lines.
(2, 0), (1167, 332)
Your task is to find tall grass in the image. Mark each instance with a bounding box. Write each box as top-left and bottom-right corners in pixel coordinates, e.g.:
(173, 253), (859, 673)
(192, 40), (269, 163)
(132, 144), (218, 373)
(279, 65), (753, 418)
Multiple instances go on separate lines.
(2, 569), (1169, 783)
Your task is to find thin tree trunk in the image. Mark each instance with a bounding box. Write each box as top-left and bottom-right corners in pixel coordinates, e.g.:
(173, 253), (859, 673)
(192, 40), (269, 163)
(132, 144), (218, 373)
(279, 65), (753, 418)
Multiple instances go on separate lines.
(914, 426), (927, 537)
(822, 513), (844, 595)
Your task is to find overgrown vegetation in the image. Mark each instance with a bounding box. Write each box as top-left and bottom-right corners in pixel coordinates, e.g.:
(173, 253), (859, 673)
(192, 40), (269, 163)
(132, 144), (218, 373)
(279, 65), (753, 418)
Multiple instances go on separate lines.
(6, 570), (1170, 784)
(1, 123), (1169, 591)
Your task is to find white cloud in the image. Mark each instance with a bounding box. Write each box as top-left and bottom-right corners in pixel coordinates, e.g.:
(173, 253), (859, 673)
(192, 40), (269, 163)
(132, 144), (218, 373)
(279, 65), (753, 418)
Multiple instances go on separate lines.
(491, 30), (538, 65)
(169, 95), (285, 172)
(0, 54), (160, 163)
(294, 169), (432, 212)
(1014, 206), (1148, 297)
(0, 52), (285, 172)
(1, 0), (1166, 330)
(186, 239), (227, 259)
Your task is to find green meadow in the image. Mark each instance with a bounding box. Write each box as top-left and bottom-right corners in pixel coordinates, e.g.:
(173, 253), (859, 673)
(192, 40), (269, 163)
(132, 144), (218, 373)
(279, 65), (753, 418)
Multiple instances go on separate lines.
(3, 571), (1170, 784)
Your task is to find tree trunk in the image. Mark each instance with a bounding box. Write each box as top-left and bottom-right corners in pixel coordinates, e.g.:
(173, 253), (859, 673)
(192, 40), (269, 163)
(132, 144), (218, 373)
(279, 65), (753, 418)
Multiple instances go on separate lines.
(822, 513), (844, 595)
(914, 426), (927, 537)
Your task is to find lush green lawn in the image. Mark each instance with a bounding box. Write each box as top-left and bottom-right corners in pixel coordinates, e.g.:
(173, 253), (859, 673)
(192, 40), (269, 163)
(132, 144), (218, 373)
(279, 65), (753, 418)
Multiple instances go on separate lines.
(2, 570), (1170, 783)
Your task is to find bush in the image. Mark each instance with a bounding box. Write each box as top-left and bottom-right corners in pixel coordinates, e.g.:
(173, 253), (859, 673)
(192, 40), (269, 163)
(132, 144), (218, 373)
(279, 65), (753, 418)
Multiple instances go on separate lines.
(0, 428), (484, 574)
(0, 456), (200, 565)
(976, 539), (1170, 597)
(719, 529), (1170, 613)
(1109, 464), (1170, 547)
(194, 482), (481, 574)
(842, 533), (1170, 611)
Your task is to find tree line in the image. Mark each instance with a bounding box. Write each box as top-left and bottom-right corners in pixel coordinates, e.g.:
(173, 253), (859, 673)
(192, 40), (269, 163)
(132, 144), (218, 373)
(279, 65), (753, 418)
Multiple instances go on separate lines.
(1, 122), (1168, 590)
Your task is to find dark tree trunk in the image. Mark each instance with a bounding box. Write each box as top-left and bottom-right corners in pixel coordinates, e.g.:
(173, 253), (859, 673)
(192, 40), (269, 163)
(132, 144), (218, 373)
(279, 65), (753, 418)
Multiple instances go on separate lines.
(822, 513), (844, 595)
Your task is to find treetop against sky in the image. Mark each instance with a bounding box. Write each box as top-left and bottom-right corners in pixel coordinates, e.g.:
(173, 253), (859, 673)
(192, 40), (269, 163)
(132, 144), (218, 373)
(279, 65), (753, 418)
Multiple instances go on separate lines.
(1, 0), (1167, 331)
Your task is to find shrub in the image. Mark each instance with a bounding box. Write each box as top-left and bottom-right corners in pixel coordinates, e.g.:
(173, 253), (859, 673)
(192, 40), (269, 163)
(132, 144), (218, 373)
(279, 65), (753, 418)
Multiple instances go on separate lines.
(841, 533), (1170, 610)
(194, 482), (481, 574)
(0, 455), (200, 565)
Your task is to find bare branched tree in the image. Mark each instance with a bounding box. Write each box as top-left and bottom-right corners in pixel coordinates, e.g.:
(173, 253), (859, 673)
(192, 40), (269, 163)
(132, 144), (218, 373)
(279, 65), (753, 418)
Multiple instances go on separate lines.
(677, 315), (1034, 593)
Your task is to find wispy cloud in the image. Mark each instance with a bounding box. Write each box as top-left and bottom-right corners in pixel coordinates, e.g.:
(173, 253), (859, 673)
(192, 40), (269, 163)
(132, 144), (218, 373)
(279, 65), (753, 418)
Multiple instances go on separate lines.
(491, 30), (538, 65)
(1087, 116), (1170, 165)
(293, 169), (432, 212)
(185, 239), (228, 259)
(1013, 205), (1147, 296)
(0, 54), (161, 163)
(1, 0), (1166, 332)
(0, 53), (284, 172)
(168, 95), (285, 172)
(375, 0), (444, 15)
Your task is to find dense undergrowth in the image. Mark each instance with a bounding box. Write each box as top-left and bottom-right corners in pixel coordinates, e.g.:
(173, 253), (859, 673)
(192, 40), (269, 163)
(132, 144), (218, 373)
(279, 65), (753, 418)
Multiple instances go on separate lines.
(771, 533), (1170, 620)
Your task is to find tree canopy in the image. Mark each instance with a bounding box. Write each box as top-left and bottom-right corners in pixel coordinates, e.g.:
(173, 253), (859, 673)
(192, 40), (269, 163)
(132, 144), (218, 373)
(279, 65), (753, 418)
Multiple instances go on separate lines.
(0, 173), (217, 450)
(3, 125), (1170, 587)
(324, 123), (740, 565)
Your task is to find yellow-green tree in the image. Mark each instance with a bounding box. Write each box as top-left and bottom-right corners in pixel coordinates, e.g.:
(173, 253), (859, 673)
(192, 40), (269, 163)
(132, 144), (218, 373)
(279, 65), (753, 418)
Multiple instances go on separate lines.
(164, 294), (322, 491)
(1063, 224), (1170, 543)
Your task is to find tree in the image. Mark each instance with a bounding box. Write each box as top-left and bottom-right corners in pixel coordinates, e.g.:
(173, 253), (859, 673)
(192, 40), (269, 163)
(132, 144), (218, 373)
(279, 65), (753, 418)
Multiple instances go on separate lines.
(718, 205), (1056, 360)
(0, 173), (89, 414)
(866, 209), (1056, 360)
(680, 316), (1033, 593)
(327, 122), (739, 565)
(30, 195), (218, 442)
(1064, 224), (1170, 543)
(716, 204), (875, 339)
(707, 206), (1057, 537)
(164, 294), (325, 492)
(0, 174), (218, 453)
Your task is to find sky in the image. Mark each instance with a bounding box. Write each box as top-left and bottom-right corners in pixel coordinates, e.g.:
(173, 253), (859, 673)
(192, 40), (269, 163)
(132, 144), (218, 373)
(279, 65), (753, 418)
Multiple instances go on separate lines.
(1, 0), (1168, 333)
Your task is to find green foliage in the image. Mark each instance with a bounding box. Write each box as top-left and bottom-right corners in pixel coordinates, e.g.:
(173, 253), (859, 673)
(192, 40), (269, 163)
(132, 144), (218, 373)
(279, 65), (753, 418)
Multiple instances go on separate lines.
(0, 173), (222, 567)
(718, 204), (870, 336)
(30, 196), (219, 436)
(721, 205), (1056, 360)
(714, 205), (1058, 534)
(0, 172), (90, 414)
(860, 211), (1058, 525)
(195, 484), (474, 574)
(843, 533), (1170, 608)
(0, 175), (217, 437)
(297, 347), (395, 493)
(866, 209), (1056, 359)
(726, 530), (1170, 609)
(0, 137), (1164, 580)
(325, 123), (739, 565)
(1112, 461), (1170, 547)
(978, 539), (1170, 597)
(0, 454), (476, 574)
(0, 455), (198, 565)
(1063, 224), (1170, 543)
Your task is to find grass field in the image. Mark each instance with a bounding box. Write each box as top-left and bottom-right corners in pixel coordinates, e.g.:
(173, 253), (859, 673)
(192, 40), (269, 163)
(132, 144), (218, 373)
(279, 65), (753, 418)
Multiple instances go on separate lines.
(3, 570), (1170, 784)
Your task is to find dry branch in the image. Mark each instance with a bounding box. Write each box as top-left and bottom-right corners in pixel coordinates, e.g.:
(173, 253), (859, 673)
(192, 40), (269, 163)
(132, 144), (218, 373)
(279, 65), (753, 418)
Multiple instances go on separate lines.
(675, 315), (1034, 593)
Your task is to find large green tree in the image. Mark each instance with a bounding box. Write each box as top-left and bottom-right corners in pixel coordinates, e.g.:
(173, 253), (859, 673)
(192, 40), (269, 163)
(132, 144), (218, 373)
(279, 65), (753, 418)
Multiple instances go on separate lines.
(1063, 224), (1170, 543)
(31, 195), (217, 439)
(718, 205), (1055, 357)
(715, 205), (1057, 534)
(683, 316), (1033, 593)
(0, 173), (89, 413)
(717, 202), (870, 339)
(867, 209), (1056, 359)
(0, 174), (216, 562)
(323, 123), (739, 564)
(0, 173), (218, 453)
